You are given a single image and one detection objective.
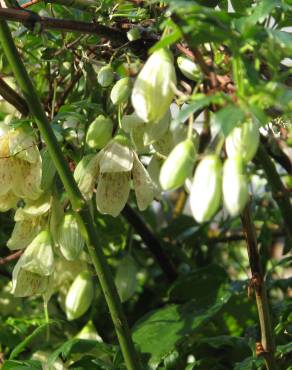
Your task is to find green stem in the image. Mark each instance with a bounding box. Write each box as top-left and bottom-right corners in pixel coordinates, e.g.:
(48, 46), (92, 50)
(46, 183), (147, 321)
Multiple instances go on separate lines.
(241, 204), (278, 370)
(256, 144), (292, 241)
(232, 51), (244, 97)
(0, 20), (141, 370)
(43, 297), (50, 341)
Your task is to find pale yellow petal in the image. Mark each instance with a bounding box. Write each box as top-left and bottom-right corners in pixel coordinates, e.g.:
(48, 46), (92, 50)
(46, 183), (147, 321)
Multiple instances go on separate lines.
(132, 154), (154, 211)
(9, 129), (39, 164)
(99, 142), (134, 173)
(96, 172), (130, 217)
(7, 218), (43, 250)
(12, 264), (49, 297)
(0, 191), (18, 211)
(12, 159), (42, 200)
(0, 157), (16, 196)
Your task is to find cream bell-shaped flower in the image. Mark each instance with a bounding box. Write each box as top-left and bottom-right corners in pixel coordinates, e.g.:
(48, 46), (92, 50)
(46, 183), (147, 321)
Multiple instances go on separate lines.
(0, 124), (42, 204)
(75, 133), (155, 217)
(12, 229), (54, 297)
(131, 48), (177, 123)
(95, 135), (155, 217)
(7, 192), (51, 250)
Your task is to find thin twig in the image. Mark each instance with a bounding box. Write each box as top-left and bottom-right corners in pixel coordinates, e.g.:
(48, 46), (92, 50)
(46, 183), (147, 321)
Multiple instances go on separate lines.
(241, 203), (278, 370)
(0, 250), (23, 265)
(0, 76), (28, 115)
(55, 69), (82, 111)
(122, 204), (177, 282)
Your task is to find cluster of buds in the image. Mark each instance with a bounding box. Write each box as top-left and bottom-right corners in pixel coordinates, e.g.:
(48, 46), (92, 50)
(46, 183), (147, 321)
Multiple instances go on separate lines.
(189, 120), (260, 223)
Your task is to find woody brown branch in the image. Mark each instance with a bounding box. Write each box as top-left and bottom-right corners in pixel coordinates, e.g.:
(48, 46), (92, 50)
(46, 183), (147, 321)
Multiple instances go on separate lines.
(0, 76), (28, 115)
(0, 8), (126, 43)
(0, 8), (154, 53)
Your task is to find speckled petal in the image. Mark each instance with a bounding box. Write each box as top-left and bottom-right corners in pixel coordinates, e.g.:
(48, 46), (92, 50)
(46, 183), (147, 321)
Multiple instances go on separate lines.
(12, 158), (42, 200)
(96, 172), (130, 217)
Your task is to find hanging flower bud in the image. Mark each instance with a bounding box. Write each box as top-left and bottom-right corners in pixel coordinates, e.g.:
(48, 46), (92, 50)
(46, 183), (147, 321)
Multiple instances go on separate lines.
(132, 48), (177, 123)
(177, 56), (201, 81)
(223, 156), (249, 217)
(110, 77), (132, 105)
(12, 230), (54, 297)
(225, 120), (260, 163)
(97, 65), (114, 87)
(86, 115), (113, 150)
(127, 28), (141, 41)
(58, 212), (84, 261)
(65, 271), (94, 321)
(115, 255), (137, 303)
(159, 139), (196, 191)
(190, 155), (222, 223)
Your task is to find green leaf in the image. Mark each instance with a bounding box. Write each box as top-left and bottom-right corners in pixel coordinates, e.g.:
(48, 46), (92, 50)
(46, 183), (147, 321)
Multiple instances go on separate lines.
(231, 0), (253, 12)
(234, 356), (264, 370)
(149, 28), (182, 54)
(69, 356), (113, 369)
(172, 94), (223, 129)
(168, 264), (228, 303)
(48, 339), (117, 367)
(133, 290), (232, 368)
(267, 29), (292, 53)
(277, 342), (292, 357)
(9, 323), (52, 360)
(2, 360), (42, 370)
(213, 104), (246, 137)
